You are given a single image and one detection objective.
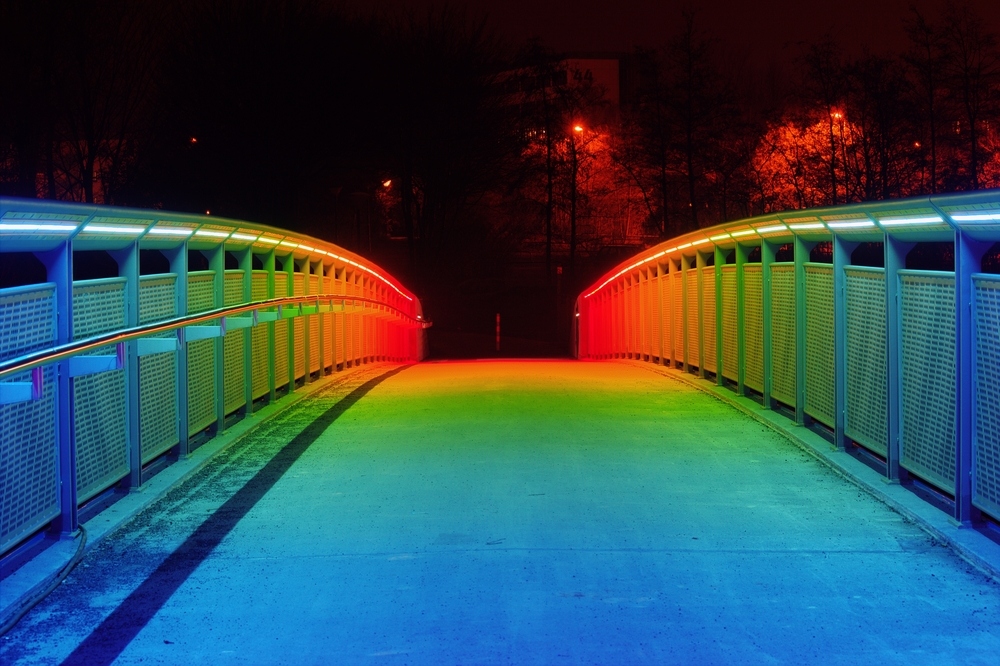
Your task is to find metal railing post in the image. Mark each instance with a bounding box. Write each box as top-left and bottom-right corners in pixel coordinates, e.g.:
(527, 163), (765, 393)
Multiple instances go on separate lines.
(238, 248), (253, 414)
(762, 240), (776, 410)
(284, 255), (296, 390)
(884, 236), (914, 482)
(112, 241), (142, 488)
(40, 241), (78, 537)
(735, 243), (749, 397)
(954, 230), (988, 524)
(793, 236), (813, 425)
(167, 245), (189, 457)
(832, 236), (855, 451)
(714, 246), (725, 386)
(207, 246), (226, 431)
(681, 257), (690, 374)
(264, 250), (276, 403)
(696, 252), (706, 378)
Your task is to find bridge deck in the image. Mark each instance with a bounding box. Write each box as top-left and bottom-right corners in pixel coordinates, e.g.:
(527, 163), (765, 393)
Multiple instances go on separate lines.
(3, 361), (998, 664)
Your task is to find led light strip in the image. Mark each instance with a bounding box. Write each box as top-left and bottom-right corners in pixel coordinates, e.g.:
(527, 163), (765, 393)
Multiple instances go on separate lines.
(950, 212), (1000, 222)
(194, 228), (230, 238)
(730, 229), (756, 237)
(789, 222), (826, 230)
(0, 222), (78, 233)
(877, 215), (942, 226)
(755, 224), (788, 234)
(83, 223), (147, 235)
(826, 220), (875, 229)
(148, 226), (194, 237)
(229, 232), (260, 242)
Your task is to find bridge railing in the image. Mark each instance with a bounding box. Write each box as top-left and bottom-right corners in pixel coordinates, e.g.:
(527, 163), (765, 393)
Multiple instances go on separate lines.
(0, 198), (426, 563)
(575, 191), (1000, 528)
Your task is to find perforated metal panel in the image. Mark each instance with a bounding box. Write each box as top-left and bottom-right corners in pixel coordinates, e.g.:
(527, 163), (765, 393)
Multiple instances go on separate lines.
(251, 271), (270, 400)
(223, 271), (246, 415)
(1, 284), (59, 554)
(701, 266), (717, 373)
(900, 272), (956, 493)
(683, 269), (697, 368)
(770, 264), (796, 407)
(721, 266), (737, 381)
(845, 267), (887, 454)
(672, 271), (684, 363)
(335, 313), (345, 365)
(743, 265), (764, 392)
(650, 273), (661, 359)
(974, 276), (1000, 518)
(624, 282), (633, 354)
(187, 272), (217, 436)
(73, 278), (128, 502)
(804, 264), (835, 428)
(293, 274), (305, 379)
(274, 273), (289, 389)
(138, 275), (178, 463)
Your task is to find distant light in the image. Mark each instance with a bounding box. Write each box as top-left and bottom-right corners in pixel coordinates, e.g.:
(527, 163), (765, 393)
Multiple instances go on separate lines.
(205, 210), (211, 215)
(382, 179), (392, 188)
(832, 111), (843, 120)
(914, 141), (921, 148)
(575, 312), (580, 317)
(417, 315), (422, 320)
(190, 137), (198, 144)
(573, 124), (584, 133)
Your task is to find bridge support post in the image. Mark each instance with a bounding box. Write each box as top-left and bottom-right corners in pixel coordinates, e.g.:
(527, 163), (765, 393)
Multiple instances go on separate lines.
(301, 258), (312, 384)
(283, 254), (296, 391)
(832, 237), (856, 451)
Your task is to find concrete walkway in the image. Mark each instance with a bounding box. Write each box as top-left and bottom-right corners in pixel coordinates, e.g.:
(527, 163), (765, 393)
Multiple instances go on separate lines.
(2, 360), (998, 665)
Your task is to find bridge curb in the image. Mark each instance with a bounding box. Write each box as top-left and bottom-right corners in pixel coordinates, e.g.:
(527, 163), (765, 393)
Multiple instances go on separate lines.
(622, 359), (1000, 585)
(0, 363), (388, 628)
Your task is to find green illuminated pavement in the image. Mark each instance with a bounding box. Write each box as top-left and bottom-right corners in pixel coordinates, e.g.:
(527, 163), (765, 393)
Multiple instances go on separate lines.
(3, 361), (999, 664)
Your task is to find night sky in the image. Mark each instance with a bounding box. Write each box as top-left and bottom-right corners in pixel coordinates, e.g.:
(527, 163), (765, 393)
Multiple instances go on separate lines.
(349, 0), (1000, 67)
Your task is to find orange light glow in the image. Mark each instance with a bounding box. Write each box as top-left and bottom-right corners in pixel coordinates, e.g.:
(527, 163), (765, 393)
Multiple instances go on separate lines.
(382, 179), (392, 188)
(190, 137), (198, 144)
(914, 141), (922, 148)
(831, 112), (843, 120)
(573, 124), (584, 133)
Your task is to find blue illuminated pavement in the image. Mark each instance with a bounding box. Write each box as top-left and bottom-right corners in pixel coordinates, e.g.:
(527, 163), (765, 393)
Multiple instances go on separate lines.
(2, 361), (999, 665)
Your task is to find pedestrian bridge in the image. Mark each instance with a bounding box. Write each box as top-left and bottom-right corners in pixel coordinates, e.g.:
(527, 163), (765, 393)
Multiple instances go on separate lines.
(1, 194), (999, 663)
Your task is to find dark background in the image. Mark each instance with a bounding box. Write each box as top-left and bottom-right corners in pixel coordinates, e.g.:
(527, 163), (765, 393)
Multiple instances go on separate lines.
(2, 0), (998, 358)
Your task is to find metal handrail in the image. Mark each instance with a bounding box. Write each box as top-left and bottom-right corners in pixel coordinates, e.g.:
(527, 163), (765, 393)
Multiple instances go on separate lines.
(0, 294), (431, 380)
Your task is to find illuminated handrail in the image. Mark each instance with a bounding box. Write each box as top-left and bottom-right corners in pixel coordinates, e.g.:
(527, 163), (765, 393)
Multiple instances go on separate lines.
(0, 197), (426, 561)
(0, 294), (429, 381)
(575, 189), (1000, 531)
(581, 191), (999, 300)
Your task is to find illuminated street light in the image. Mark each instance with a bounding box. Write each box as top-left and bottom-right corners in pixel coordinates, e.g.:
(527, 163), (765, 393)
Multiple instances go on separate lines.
(573, 124), (584, 133)
(382, 179), (392, 188)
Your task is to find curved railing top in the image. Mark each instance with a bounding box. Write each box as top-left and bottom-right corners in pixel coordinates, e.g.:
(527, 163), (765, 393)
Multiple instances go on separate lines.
(0, 197), (418, 305)
(580, 190), (1000, 300)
